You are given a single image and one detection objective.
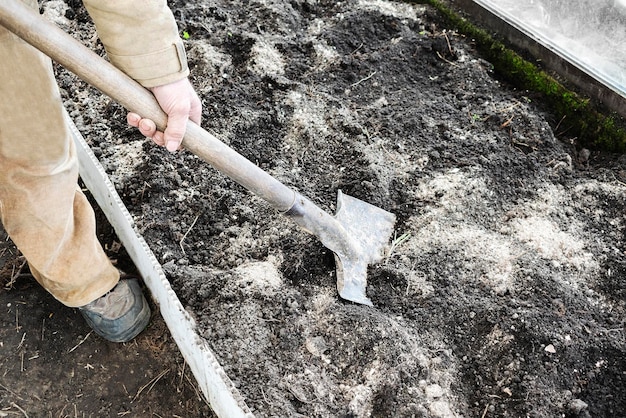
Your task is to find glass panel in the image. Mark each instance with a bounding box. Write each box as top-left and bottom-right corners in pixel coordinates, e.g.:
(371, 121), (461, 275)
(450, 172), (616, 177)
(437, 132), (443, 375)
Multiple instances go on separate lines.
(477, 0), (626, 96)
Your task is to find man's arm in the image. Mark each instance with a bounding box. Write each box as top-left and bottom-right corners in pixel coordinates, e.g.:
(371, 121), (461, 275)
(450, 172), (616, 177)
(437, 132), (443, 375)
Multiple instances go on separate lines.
(82, 0), (201, 151)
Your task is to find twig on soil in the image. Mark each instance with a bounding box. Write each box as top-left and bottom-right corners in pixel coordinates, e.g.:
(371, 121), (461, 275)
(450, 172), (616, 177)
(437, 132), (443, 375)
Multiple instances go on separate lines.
(184, 372), (210, 406)
(500, 115), (514, 128)
(179, 214), (200, 255)
(0, 383), (23, 400)
(385, 232), (411, 263)
(140, 181), (151, 202)
(16, 333), (26, 351)
(5, 258), (27, 290)
(443, 30), (453, 56)
(554, 114), (575, 137)
(554, 115), (567, 133)
(177, 361), (186, 393)
(350, 71), (377, 88)
(481, 404), (489, 418)
(68, 331), (92, 353)
(261, 388), (270, 405)
(495, 100), (522, 114)
(10, 403), (28, 418)
(436, 51), (457, 66)
(132, 368), (170, 403)
(350, 42), (364, 55)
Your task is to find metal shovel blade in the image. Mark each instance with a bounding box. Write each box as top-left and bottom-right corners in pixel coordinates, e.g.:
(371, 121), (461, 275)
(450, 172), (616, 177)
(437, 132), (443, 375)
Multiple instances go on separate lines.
(333, 192), (396, 305)
(286, 191), (396, 306)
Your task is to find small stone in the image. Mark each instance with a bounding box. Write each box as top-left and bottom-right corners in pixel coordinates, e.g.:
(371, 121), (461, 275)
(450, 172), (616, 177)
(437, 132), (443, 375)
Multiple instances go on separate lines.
(568, 399), (588, 414)
(304, 336), (327, 357)
(544, 344), (556, 353)
(425, 384), (444, 399)
(429, 400), (454, 417)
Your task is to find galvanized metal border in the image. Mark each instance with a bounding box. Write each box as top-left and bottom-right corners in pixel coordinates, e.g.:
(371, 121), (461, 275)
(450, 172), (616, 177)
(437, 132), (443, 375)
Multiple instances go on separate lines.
(68, 113), (254, 418)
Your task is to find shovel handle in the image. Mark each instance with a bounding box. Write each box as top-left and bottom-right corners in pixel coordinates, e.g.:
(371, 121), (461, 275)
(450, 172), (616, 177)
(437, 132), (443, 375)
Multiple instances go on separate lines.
(0, 0), (296, 212)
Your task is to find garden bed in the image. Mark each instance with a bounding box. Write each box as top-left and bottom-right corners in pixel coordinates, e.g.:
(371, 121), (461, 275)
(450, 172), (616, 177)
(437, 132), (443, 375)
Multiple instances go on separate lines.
(53, 0), (626, 416)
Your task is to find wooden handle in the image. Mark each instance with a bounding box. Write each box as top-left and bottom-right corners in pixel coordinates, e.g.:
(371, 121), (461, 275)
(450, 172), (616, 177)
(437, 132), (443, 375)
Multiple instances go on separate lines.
(0, 0), (296, 212)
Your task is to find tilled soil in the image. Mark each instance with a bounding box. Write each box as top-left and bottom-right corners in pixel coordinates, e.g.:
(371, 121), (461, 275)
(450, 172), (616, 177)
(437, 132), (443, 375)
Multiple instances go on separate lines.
(13, 0), (626, 417)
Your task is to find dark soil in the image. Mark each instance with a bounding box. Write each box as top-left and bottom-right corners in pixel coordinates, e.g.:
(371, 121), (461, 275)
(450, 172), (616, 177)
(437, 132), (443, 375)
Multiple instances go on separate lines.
(4, 0), (626, 417)
(0, 216), (214, 416)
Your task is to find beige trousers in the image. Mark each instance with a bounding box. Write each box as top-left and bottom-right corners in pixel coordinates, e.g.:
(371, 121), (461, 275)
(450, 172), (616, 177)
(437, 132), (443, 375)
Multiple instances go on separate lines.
(0, 9), (119, 307)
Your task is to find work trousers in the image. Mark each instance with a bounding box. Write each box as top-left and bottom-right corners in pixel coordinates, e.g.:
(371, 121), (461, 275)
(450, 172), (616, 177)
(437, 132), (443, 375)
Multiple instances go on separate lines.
(0, 4), (119, 307)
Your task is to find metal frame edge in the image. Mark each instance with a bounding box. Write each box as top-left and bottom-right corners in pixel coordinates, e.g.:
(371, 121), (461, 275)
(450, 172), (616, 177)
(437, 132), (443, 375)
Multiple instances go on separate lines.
(67, 112), (254, 418)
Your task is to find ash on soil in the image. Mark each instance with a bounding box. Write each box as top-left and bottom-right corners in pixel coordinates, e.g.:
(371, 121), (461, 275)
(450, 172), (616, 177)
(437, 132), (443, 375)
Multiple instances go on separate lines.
(42, 0), (626, 417)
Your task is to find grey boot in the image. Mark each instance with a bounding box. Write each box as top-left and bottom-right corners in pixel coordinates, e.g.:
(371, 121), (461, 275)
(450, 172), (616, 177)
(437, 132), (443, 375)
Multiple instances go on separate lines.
(79, 278), (151, 343)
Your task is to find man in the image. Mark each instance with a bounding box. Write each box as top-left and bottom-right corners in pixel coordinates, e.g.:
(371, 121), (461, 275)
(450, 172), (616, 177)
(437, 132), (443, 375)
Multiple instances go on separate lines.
(0, 0), (201, 342)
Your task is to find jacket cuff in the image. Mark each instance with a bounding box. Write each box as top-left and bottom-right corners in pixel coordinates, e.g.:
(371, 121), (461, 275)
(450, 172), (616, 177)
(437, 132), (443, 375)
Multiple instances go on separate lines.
(107, 40), (190, 88)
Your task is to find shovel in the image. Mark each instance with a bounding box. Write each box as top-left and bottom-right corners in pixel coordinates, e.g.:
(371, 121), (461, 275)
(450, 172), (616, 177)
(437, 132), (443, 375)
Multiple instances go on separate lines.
(0, 0), (396, 306)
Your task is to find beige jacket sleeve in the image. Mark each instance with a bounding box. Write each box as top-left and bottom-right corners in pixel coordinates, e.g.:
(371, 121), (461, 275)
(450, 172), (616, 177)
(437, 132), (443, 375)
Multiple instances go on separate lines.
(82, 0), (189, 88)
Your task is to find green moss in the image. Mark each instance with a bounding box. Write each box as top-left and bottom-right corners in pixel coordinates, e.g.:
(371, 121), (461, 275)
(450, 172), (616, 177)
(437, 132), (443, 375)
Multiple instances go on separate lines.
(408, 0), (626, 152)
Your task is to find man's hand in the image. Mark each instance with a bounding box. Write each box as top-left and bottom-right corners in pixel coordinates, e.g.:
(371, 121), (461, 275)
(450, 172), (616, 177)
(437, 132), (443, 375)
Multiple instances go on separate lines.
(127, 78), (202, 152)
